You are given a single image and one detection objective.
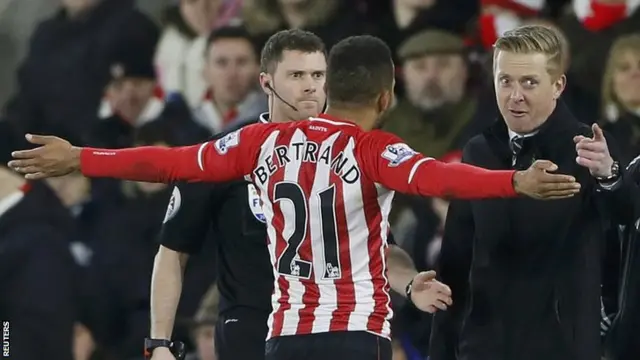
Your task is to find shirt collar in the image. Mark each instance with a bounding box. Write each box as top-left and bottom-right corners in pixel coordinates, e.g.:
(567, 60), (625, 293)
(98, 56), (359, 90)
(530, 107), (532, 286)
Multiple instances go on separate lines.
(508, 128), (538, 141)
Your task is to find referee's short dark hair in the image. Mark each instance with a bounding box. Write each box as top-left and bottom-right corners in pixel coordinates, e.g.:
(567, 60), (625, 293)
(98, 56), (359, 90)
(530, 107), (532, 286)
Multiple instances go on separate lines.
(327, 35), (395, 106)
(205, 25), (256, 56)
(260, 29), (326, 74)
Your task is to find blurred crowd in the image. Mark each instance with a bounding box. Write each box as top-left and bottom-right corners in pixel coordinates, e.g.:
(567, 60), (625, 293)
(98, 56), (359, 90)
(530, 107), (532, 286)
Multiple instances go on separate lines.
(0, 0), (639, 359)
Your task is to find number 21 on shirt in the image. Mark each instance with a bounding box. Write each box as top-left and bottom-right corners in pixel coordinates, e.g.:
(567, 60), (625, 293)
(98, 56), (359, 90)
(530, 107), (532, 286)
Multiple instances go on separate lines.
(273, 181), (341, 280)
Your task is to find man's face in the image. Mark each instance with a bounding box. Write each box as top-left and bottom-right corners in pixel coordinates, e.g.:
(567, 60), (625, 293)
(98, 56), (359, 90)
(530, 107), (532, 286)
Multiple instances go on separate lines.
(106, 78), (156, 123)
(494, 50), (565, 133)
(267, 50), (327, 121)
(612, 50), (640, 109)
(204, 38), (258, 107)
(402, 53), (467, 110)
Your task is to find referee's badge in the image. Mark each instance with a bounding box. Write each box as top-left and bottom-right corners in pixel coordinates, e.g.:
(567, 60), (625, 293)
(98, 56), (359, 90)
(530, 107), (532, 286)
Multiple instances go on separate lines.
(247, 184), (266, 223)
(163, 187), (182, 224)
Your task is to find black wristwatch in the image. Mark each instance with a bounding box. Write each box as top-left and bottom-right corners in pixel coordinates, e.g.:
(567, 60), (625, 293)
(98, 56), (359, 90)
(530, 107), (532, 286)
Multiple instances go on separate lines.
(405, 278), (414, 302)
(144, 338), (172, 358)
(596, 161), (620, 184)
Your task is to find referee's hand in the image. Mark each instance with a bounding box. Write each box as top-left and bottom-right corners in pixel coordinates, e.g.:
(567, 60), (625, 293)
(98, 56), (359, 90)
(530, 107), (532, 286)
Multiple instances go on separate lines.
(409, 271), (453, 313)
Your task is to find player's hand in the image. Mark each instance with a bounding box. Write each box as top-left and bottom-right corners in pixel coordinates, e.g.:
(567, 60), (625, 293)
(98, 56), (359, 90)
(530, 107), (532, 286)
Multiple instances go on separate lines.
(513, 160), (581, 200)
(149, 347), (176, 360)
(8, 134), (82, 180)
(574, 123), (614, 178)
(409, 271), (453, 313)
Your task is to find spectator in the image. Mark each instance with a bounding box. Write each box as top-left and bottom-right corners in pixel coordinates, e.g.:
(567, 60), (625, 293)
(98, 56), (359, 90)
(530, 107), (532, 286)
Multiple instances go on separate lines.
(192, 26), (267, 135)
(0, 120), (78, 360)
(242, 0), (365, 50)
(368, 0), (478, 64)
(155, 0), (243, 107)
(184, 284), (220, 360)
(88, 40), (209, 204)
(2, 0), (159, 144)
(600, 33), (640, 163)
(382, 29), (488, 229)
(556, 0), (640, 105)
(84, 118), (216, 359)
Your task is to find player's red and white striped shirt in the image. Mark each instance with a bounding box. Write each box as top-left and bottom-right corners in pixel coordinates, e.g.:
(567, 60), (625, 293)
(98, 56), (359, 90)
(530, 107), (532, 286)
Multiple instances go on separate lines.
(80, 113), (518, 340)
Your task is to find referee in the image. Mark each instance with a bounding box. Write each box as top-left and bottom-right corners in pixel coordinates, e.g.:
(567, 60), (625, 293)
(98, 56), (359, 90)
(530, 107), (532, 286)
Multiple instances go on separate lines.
(146, 29), (325, 360)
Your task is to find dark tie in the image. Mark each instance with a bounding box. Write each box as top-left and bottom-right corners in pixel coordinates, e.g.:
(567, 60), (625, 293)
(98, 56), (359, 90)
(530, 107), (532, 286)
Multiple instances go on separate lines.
(510, 136), (525, 156)
(510, 136), (526, 168)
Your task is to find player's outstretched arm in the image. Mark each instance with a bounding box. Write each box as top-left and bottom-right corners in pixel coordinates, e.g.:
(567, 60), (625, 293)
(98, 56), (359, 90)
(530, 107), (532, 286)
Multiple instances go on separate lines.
(9, 125), (271, 183)
(360, 131), (582, 200)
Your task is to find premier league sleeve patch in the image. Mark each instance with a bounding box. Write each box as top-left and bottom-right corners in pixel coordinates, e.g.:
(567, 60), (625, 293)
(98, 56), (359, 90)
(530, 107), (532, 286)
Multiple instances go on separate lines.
(214, 129), (242, 155)
(381, 143), (417, 167)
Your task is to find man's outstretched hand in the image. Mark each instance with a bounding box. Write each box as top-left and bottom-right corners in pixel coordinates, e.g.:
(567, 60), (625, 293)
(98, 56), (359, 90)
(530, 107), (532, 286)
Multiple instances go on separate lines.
(574, 123), (614, 178)
(8, 134), (81, 180)
(409, 271), (453, 313)
(513, 160), (581, 200)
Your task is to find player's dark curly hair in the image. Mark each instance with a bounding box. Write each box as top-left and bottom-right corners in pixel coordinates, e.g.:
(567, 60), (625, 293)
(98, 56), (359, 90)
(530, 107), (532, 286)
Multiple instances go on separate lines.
(260, 29), (326, 74)
(327, 35), (395, 106)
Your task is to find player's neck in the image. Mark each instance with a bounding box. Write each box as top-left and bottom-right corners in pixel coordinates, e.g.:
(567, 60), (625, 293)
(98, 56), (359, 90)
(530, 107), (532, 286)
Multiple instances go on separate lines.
(324, 105), (377, 131)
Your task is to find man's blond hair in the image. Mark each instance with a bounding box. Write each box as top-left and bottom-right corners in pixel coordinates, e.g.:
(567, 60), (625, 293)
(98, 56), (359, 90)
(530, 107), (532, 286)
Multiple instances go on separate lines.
(493, 25), (569, 79)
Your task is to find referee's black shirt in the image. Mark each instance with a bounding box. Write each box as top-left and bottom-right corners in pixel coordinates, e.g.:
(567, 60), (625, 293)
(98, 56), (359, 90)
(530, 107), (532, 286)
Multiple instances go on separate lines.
(158, 115), (272, 314)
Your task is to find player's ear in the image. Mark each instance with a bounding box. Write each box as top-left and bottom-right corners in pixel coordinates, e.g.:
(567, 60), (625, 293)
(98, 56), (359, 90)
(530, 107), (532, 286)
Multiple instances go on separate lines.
(259, 72), (272, 95)
(377, 90), (393, 114)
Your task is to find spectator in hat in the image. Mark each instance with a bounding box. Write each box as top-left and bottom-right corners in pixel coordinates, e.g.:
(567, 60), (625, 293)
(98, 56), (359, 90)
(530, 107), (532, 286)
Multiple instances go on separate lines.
(87, 41), (209, 205)
(1, 0), (159, 145)
(381, 29), (490, 229)
(0, 120), (78, 360)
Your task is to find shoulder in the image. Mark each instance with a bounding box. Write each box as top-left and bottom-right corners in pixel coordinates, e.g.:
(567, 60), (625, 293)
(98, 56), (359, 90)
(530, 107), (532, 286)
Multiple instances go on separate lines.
(461, 133), (490, 161)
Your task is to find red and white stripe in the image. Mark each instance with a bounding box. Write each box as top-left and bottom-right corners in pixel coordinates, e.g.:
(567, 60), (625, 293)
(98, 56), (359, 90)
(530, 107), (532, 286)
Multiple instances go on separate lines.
(479, 0), (545, 49)
(573, 0), (640, 31)
(257, 117), (393, 340)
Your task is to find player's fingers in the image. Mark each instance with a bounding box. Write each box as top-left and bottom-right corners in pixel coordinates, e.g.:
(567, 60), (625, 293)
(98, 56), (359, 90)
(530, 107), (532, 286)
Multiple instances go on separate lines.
(429, 281), (452, 296)
(25, 134), (57, 145)
(433, 300), (448, 311)
(11, 147), (44, 159)
(538, 173), (576, 183)
(24, 172), (48, 180)
(539, 182), (581, 194)
(7, 158), (40, 169)
(531, 160), (557, 172)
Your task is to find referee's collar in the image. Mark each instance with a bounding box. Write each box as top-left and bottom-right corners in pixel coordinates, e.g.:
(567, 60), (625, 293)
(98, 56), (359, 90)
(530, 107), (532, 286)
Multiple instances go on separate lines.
(259, 112), (270, 123)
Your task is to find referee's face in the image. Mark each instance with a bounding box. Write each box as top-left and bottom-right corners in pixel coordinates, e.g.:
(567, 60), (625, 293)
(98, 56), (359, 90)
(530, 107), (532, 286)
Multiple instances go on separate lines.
(494, 50), (566, 134)
(270, 50), (327, 121)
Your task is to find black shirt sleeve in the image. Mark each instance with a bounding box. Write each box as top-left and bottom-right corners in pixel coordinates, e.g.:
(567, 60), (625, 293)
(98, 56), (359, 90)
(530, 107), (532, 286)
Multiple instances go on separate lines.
(157, 182), (218, 254)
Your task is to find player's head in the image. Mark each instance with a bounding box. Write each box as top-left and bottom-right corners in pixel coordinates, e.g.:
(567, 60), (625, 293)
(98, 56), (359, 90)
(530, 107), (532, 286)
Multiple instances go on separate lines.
(259, 29), (327, 123)
(326, 35), (395, 128)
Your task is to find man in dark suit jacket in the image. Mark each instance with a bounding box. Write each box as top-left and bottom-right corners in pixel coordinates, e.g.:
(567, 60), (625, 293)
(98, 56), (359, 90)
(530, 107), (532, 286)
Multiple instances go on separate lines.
(429, 25), (624, 360)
